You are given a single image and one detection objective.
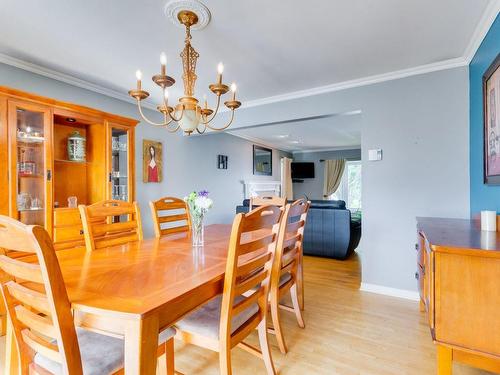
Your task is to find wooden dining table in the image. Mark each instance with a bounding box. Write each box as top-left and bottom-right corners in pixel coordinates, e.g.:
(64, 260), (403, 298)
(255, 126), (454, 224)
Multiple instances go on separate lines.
(6, 224), (236, 375)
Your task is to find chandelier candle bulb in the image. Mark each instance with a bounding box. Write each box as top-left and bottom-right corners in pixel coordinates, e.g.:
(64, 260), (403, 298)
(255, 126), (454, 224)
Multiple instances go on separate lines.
(135, 70), (142, 90)
(160, 52), (167, 75)
(231, 83), (237, 101)
(217, 62), (224, 84)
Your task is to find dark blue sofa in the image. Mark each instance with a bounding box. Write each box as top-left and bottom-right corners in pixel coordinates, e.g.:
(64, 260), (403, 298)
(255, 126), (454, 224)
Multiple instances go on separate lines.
(235, 199), (361, 259)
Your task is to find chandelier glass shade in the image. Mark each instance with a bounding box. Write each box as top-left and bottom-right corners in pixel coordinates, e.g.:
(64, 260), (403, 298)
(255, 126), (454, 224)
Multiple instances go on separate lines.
(128, 10), (241, 135)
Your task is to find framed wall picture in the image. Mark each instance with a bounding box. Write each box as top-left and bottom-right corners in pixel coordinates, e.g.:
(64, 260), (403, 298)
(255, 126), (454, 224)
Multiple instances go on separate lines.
(484, 53), (500, 184)
(143, 139), (163, 183)
(253, 145), (272, 176)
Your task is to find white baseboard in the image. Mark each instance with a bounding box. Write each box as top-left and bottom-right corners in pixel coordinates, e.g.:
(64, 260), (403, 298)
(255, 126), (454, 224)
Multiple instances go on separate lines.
(360, 282), (420, 301)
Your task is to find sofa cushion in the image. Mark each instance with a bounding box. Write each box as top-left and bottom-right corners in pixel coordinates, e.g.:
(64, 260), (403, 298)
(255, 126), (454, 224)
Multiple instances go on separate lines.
(309, 199), (346, 209)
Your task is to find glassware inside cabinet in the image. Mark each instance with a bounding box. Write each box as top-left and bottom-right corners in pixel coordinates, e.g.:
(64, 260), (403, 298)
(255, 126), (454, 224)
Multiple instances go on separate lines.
(15, 107), (46, 226)
(110, 128), (129, 202)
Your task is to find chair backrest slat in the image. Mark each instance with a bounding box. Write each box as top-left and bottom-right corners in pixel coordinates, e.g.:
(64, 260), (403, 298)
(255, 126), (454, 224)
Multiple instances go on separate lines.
(0, 215), (83, 374)
(236, 252), (272, 278)
(231, 289), (262, 317)
(160, 225), (191, 237)
(16, 304), (58, 339)
(282, 233), (302, 250)
(238, 233), (275, 255)
(22, 329), (61, 362)
(249, 195), (286, 211)
(219, 205), (283, 348)
(7, 282), (51, 315)
(79, 200), (143, 251)
(0, 255), (44, 283)
(271, 199), (310, 298)
(149, 196), (192, 238)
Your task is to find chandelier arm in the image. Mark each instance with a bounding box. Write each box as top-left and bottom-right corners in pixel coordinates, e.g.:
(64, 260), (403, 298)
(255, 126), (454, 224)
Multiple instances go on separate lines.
(166, 122), (181, 133)
(196, 123), (207, 134)
(137, 100), (172, 126)
(200, 95), (222, 125)
(205, 110), (235, 131)
(166, 104), (185, 122)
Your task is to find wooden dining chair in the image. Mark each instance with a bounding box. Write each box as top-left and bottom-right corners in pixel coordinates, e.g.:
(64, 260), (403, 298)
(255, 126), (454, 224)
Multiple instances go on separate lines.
(175, 205), (283, 375)
(249, 195), (286, 211)
(269, 199), (310, 354)
(149, 196), (192, 238)
(78, 199), (143, 251)
(0, 215), (176, 375)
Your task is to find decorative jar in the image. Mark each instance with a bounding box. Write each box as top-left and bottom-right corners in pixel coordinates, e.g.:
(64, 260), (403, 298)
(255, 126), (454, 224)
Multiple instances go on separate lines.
(67, 131), (86, 161)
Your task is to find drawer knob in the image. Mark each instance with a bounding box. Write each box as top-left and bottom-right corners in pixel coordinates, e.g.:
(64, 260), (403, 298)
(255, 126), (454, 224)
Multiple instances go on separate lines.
(415, 272), (419, 280)
(415, 243), (419, 250)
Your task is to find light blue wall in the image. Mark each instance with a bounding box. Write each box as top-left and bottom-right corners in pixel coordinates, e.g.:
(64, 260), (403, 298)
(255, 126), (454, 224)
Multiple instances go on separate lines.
(292, 149), (361, 200)
(0, 63), (289, 237)
(470, 14), (500, 214)
(231, 67), (470, 292)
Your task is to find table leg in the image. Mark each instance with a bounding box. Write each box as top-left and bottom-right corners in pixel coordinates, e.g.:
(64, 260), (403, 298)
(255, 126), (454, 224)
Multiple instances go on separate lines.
(124, 315), (159, 375)
(437, 345), (452, 375)
(5, 315), (19, 375)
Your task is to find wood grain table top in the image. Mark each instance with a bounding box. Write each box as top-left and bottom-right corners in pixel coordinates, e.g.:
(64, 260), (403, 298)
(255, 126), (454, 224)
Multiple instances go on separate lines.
(55, 224), (234, 318)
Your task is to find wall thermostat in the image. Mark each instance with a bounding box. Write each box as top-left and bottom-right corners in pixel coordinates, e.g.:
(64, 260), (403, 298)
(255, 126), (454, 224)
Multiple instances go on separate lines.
(368, 149), (383, 161)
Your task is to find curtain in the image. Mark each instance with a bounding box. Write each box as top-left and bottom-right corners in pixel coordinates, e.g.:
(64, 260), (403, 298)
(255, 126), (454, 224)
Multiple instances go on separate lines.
(281, 157), (293, 200)
(323, 159), (346, 199)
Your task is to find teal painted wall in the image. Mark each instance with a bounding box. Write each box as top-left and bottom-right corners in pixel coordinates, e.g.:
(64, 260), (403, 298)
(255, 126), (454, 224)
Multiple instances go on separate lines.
(470, 14), (500, 214)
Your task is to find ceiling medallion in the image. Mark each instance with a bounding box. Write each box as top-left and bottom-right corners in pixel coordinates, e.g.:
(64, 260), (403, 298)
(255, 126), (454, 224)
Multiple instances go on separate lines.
(128, 1), (240, 135)
(164, 0), (211, 31)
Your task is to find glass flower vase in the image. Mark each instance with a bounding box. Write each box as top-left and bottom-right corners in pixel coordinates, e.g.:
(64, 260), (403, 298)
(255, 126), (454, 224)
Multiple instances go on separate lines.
(191, 215), (204, 247)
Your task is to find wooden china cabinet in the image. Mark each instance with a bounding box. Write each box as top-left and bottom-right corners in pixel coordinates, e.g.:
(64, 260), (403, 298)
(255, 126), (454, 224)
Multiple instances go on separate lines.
(0, 86), (138, 334)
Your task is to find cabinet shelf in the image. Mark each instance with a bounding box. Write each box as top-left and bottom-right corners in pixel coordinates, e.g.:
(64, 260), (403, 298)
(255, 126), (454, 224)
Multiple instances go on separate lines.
(18, 207), (44, 212)
(18, 174), (43, 178)
(17, 136), (45, 144)
(54, 159), (87, 164)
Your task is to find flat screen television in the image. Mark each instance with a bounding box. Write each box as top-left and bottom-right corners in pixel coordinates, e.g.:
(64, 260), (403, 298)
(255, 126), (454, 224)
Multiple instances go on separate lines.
(291, 162), (315, 179)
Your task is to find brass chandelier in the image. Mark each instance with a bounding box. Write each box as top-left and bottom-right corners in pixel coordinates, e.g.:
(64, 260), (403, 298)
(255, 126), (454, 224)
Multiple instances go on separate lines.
(128, 10), (241, 135)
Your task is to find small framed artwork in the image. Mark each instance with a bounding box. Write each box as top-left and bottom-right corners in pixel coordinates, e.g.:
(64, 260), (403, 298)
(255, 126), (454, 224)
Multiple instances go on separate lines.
(253, 145), (272, 176)
(483, 53), (500, 184)
(143, 139), (163, 183)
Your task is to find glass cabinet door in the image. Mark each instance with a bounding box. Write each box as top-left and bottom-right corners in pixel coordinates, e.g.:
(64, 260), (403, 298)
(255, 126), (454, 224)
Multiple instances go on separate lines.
(9, 101), (52, 228)
(109, 125), (132, 202)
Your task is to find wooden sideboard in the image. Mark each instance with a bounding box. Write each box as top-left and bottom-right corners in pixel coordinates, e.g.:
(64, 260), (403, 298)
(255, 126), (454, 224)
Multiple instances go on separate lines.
(416, 217), (500, 375)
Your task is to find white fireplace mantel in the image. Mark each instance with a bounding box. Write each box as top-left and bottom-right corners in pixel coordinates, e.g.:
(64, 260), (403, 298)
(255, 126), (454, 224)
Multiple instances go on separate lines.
(242, 180), (282, 199)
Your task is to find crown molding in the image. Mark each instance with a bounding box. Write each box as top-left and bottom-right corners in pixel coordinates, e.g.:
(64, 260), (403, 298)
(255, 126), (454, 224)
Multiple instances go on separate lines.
(463, 0), (500, 63)
(240, 57), (468, 110)
(292, 146), (361, 154)
(0, 53), (158, 110)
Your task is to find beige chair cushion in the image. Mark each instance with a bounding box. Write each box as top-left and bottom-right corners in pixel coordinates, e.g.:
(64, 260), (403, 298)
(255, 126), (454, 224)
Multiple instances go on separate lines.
(175, 295), (259, 339)
(34, 326), (176, 375)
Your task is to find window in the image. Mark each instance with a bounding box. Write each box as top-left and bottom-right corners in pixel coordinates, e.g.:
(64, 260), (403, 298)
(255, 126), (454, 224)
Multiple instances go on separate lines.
(330, 160), (362, 210)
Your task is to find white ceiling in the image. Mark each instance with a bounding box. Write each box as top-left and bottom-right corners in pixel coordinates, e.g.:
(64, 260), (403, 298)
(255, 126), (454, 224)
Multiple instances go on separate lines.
(228, 112), (362, 152)
(0, 0), (495, 106)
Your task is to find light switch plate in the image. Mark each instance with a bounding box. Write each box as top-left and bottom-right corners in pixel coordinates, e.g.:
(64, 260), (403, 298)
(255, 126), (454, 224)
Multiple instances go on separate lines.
(368, 149), (382, 161)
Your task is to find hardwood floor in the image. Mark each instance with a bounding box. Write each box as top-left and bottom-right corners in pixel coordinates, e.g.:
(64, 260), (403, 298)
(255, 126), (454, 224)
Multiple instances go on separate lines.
(0, 252), (493, 374)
